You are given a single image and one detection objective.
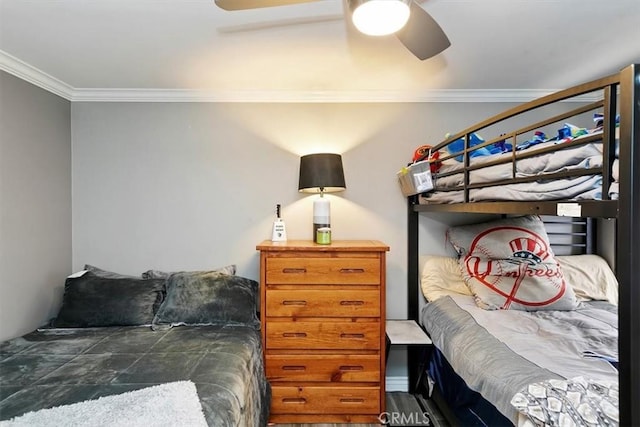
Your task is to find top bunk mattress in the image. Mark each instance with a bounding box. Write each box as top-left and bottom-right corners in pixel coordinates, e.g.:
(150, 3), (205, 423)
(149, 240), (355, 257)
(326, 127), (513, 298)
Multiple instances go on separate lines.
(433, 132), (605, 190)
(419, 127), (620, 205)
(398, 95), (624, 207)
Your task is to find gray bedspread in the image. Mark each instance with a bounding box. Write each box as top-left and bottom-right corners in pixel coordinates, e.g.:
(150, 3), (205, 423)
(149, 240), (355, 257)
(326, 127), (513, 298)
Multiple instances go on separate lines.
(0, 325), (270, 426)
(421, 295), (618, 424)
(420, 174), (604, 204)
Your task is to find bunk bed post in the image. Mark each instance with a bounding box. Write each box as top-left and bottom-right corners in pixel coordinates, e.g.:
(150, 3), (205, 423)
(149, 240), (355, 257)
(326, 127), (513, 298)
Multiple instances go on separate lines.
(408, 195), (419, 321)
(407, 195), (420, 393)
(602, 85), (616, 201)
(586, 218), (595, 254)
(616, 63), (640, 427)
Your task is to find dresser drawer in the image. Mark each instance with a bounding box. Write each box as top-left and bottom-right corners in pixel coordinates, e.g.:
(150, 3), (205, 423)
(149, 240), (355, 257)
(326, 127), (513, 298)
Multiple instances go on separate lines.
(271, 386), (380, 414)
(266, 321), (380, 350)
(266, 289), (380, 317)
(266, 257), (380, 285)
(266, 354), (380, 382)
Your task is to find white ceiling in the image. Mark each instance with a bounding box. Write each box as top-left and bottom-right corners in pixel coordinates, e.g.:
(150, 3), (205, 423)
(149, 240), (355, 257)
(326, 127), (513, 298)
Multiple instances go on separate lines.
(1, 0), (639, 102)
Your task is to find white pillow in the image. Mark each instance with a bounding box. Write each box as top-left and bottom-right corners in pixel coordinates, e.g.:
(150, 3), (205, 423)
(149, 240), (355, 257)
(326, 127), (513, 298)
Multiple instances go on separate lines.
(556, 255), (618, 305)
(420, 255), (472, 302)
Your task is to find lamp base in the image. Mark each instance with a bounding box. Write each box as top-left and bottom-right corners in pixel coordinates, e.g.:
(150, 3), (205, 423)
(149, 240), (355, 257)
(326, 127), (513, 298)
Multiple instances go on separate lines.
(313, 197), (330, 242)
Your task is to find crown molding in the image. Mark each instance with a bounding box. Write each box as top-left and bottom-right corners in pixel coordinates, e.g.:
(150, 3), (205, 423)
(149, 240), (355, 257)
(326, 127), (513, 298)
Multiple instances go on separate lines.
(71, 87), (565, 103)
(0, 50), (74, 100)
(1, 51), (600, 104)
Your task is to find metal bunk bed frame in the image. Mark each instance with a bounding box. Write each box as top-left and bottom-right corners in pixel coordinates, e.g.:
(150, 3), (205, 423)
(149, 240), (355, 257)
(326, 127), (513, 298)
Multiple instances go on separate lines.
(406, 64), (639, 426)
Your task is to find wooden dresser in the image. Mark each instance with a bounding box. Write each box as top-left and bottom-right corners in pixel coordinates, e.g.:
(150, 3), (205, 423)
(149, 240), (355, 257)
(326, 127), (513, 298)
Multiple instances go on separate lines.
(256, 240), (389, 424)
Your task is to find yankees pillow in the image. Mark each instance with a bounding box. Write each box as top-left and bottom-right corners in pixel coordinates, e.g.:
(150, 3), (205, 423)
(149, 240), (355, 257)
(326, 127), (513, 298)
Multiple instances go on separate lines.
(447, 215), (579, 311)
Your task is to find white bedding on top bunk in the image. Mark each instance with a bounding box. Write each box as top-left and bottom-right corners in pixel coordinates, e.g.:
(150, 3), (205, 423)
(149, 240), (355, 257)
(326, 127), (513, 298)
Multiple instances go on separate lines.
(434, 139), (603, 190)
(420, 174), (604, 204)
(610, 158), (620, 200)
(419, 127), (622, 204)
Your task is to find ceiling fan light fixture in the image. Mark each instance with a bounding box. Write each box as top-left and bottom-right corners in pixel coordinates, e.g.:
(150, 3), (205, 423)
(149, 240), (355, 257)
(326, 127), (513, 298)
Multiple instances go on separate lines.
(350, 0), (411, 36)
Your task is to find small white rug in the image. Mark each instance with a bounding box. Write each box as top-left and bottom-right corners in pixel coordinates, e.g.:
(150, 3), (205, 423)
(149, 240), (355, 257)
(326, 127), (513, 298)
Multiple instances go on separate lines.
(1, 381), (208, 427)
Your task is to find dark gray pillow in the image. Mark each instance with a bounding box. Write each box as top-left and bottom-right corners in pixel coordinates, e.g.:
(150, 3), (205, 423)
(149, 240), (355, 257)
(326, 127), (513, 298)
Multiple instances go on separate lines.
(152, 272), (259, 329)
(84, 264), (140, 279)
(142, 264), (236, 279)
(52, 272), (165, 327)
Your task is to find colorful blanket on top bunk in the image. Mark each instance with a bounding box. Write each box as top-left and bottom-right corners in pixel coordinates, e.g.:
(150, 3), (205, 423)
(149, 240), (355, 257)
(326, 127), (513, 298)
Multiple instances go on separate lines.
(417, 116), (619, 204)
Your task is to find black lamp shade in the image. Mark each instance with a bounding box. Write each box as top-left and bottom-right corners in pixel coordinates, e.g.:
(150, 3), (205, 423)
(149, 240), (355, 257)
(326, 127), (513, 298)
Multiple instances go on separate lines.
(298, 153), (346, 193)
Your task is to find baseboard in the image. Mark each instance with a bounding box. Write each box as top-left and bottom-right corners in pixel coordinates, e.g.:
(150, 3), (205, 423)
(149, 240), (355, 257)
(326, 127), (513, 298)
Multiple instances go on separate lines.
(386, 376), (408, 392)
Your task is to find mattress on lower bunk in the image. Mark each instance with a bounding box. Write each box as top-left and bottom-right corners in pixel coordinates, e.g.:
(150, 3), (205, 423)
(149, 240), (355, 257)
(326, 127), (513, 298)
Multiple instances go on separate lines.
(420, 295), (618, 425)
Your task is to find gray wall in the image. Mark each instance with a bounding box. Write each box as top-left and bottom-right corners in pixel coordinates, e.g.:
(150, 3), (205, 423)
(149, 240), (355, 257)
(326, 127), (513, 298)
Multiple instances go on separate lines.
(70, 101), (518, 380)
(70, 101), (518, 305)
(2, 75), (594, 382)
(0, 71), (72, 341)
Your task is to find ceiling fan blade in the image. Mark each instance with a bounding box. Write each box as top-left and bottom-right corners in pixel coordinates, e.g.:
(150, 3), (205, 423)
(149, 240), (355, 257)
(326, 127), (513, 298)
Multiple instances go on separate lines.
(214, 0), (320, 11)
(395, 2), (450, 60)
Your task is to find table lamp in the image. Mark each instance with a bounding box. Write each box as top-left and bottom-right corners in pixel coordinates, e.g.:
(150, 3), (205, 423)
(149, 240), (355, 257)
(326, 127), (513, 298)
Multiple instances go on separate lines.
(298, 153), (346, 241)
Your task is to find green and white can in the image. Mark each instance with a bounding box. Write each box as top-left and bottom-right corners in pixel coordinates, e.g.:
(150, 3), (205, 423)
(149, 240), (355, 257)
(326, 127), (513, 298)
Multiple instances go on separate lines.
(316, 227), (331, 245)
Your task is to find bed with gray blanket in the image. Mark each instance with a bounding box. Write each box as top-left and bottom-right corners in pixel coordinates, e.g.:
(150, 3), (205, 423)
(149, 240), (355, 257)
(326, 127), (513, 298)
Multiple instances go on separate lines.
(421, 294), (618, 425)
(0, 325), (270, 426)
(418, 218), (620, 426)
(0, 265), (270, 426)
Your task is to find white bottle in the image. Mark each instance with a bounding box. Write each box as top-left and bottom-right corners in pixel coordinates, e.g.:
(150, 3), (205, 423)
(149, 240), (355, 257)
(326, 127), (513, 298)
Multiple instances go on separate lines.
(271, 204), (287, 242)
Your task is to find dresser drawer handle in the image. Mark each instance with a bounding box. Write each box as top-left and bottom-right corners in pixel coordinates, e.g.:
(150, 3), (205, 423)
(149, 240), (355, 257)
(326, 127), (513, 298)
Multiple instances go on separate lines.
(282, 365), (306, 371)
(282, 268), (307, 274)
(340, 333), (365, 339)
(339, 268), (366, 274)
(340, 300), (364, 306)
(340, 398), (365, 403)
(339, 365), (364, 371)
(282, 300), (307, 306)
(282, 332), (307, 338)
(282, 398), (307, 404)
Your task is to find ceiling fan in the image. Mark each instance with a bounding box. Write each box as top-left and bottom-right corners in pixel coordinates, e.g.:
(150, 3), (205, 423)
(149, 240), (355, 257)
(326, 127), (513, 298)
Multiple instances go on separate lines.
(213, 0), (451, 60)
